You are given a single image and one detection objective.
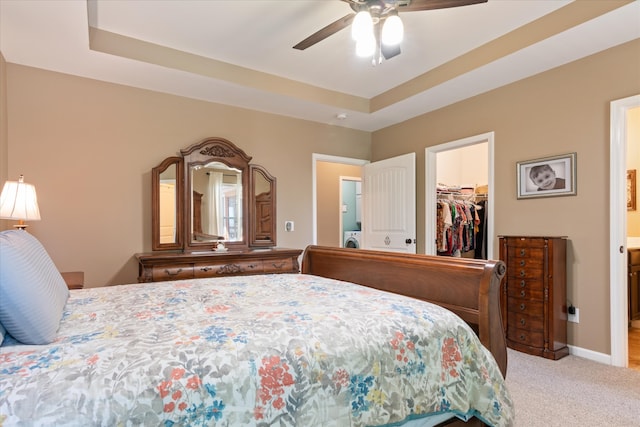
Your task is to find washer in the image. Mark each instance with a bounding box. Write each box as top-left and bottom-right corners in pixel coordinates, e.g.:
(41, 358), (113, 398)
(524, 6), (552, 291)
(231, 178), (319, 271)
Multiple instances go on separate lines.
(344, 231), (362, 249)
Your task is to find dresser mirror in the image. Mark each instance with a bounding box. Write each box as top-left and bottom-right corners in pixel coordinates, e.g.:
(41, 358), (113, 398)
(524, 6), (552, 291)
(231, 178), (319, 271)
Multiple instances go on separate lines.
(152, 157), (183, 251)
(151, 137), (277, 251)
(249, 164), (276, 247)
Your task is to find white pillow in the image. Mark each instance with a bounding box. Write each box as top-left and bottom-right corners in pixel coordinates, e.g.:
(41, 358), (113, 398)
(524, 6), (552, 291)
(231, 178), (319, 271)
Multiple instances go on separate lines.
(0, 229), (69, 344)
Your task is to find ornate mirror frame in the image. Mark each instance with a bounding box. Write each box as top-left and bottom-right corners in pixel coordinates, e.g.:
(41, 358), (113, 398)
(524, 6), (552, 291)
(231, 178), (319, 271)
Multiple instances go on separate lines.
(151, 157), (184, 251)
(249, 164), (276, 247)
(151, 137), (277, 252)
(181, 137), (251, 251)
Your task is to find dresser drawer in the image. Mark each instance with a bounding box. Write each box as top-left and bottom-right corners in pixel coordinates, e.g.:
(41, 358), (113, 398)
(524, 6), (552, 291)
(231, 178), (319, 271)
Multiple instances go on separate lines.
(507, 251), (544, 267)
(507, 311), (544, 332)
(507, 327), (545, 347)
(263, 257), (296, 273)
(152, 265), (194, 281)
(507, 277), (544, 293)
(195, 260), (263, 277)
(507, 280), (544, 300)
(506, 238), (548, 249)
(629, 249), (640, 266)
(507, 296), (544, 317)
(507, 267), (544, 280)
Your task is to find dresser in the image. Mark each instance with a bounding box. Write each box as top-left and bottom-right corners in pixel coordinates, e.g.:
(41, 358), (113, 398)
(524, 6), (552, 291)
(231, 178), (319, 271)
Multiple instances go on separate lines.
(499, 236), (569, 360)
(629, 248), (640, 324)
(136, 248), (302, 283)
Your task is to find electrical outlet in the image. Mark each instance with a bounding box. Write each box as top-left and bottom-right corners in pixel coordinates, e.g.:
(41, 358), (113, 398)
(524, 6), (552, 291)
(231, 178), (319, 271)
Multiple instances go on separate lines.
(568, 307), (579, 323)
(285, 221), (294, 232)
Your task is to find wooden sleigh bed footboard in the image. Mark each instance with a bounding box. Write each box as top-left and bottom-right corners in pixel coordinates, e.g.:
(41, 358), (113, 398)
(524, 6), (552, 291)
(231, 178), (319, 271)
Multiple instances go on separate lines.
(301, 245), (508, 378)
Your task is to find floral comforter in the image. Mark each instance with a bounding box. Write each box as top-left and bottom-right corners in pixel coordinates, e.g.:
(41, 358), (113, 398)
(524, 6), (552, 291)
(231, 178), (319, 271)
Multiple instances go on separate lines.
(0, 274), (513, 426)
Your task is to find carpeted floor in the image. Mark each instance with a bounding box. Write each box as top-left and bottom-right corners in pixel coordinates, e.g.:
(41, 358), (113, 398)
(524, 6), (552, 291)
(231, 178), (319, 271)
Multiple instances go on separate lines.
(505, 349), (640, 426)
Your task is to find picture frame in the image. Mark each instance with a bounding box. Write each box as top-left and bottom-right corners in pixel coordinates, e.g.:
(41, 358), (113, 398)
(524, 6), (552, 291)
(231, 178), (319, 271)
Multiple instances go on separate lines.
(628, 169), (637, 211)
(517, 152), (577, 199)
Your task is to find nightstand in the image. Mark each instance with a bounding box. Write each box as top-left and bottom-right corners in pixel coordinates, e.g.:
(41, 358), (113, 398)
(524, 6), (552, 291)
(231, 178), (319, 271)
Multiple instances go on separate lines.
(61, 271), (84, 290)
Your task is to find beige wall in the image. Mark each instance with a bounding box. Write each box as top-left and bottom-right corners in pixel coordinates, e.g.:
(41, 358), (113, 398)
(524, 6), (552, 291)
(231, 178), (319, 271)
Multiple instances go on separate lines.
(316, 161), (363, 247)
(3, 38), (639, 356)
(3, 64), (370, 287)
(0, 53), (8, 231)
(628, 107), (640, 236)
(372, 39), (640, 355)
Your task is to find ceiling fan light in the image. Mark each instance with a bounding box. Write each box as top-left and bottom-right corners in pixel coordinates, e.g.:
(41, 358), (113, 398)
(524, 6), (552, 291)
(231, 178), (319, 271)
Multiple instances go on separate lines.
(382, 14), (403, 46)
(356, 33), (376, 57)
(352, 10), (373, 42)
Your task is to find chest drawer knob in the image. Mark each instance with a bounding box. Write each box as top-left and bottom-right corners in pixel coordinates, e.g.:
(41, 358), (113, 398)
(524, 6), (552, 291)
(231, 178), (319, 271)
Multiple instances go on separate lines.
(520, 303), (526, 311)
(520, 260), (526, 266)
(520, 280), (526, 287)
(519, 270), (526, 277)
(519, 334), (526, 341)
(520, 249), (526, 256)
(520, 318), (526, 326)
(520, 290), (526, 297)
(200, 266), (213, 272)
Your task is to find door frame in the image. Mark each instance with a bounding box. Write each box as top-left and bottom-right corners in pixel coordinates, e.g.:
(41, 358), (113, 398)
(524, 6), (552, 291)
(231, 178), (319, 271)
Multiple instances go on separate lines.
(610, 94), (639, 367)
(312, 154), (368, 245)
(425, 132), (495, 258)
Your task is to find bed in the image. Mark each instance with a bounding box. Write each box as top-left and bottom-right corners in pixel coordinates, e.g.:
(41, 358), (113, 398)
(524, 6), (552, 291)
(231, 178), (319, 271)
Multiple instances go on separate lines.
(0, 230), (513, 426)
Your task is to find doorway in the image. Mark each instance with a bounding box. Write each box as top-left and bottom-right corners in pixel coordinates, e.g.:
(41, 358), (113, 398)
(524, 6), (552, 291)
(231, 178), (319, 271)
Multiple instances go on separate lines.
(340, 177), (362, 248)
(313, 152), (416, 252)
(312, 154), (368, 247)
(425, 132), (495, 258)
(610, 95), (640, 367)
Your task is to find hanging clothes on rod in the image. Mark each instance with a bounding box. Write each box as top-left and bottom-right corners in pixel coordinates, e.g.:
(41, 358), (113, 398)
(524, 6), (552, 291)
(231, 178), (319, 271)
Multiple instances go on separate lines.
(436, 189), (486, 258)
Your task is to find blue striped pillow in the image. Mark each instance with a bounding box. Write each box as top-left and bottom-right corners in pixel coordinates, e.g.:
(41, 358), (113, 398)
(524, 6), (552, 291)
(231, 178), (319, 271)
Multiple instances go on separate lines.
(0, 230), (69, 344)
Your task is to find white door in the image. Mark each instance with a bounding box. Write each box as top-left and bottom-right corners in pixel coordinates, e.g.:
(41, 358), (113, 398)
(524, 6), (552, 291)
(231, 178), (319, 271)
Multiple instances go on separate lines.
(362, 153), (416, 253)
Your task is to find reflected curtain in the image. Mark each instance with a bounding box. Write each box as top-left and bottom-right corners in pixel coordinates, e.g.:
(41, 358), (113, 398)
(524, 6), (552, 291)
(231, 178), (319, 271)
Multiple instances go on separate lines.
(207, 172), (224, 237)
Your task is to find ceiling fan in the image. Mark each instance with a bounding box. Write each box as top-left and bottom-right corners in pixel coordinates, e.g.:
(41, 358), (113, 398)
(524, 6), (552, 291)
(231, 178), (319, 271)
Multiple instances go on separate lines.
(293, 0), (488, 63)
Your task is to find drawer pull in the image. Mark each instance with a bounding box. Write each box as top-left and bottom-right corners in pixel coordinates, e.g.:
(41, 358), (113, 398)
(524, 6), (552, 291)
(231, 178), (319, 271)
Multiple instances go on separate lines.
(519, 334), (526, 341)
(520, 280), (526, 287)
(520, 249), (526, 256)
(520, 318), (526, 326)
(519, 303), (526, 311)
(520, 260), (526, 266)
(520, 290), (526, 297)
(271, 262), (286, 269)
(164, 268), (183, 276)
(519, 270), (525, 277)
(200, 267), (213, 272)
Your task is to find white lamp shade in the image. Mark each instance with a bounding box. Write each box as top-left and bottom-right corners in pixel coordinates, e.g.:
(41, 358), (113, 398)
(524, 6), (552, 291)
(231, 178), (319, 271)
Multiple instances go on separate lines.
(382, 15), (404, 46)
(0, 176), (41, 221)
(352, 10), (373, 41)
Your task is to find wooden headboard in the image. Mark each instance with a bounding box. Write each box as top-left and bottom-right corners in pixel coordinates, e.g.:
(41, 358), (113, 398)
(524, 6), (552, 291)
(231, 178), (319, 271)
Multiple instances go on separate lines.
(301, 245), (508, 377)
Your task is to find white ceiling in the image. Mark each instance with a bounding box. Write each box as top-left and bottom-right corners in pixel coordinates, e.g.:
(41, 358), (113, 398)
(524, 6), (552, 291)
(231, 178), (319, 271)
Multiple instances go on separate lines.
(1, 0), (639, 131)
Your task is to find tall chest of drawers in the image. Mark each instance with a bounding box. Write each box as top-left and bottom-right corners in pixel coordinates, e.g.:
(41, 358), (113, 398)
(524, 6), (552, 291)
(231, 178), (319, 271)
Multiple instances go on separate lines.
(499, 236), (569, 360)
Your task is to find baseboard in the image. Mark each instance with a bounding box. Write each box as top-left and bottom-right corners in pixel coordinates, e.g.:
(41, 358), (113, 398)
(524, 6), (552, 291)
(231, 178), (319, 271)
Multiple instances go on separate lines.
(568, 345), (611, 365)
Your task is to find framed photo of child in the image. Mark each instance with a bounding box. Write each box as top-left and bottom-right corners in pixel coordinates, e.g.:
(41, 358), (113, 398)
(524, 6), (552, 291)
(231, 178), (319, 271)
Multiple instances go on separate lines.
(517, 152), (577, 199)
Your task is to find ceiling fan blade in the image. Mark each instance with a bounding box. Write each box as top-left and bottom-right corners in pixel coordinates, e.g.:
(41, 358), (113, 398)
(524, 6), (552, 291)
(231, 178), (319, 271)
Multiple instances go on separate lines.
(293, 13), (355, 50)
(400, 0), (487, 12)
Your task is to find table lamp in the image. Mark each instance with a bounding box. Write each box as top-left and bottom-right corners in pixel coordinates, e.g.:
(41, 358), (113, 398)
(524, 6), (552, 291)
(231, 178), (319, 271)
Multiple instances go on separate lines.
(0, 175), (41, 230)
